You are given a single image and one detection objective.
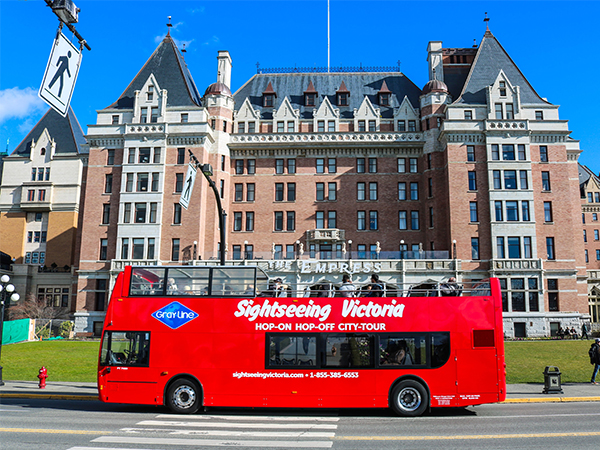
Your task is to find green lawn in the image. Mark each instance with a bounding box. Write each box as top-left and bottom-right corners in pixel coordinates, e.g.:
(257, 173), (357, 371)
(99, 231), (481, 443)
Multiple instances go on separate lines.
(0, 339), (597, 384)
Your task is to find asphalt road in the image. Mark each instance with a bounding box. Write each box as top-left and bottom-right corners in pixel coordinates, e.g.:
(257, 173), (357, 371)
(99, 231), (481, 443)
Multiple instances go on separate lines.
(1, 398), (600, 450)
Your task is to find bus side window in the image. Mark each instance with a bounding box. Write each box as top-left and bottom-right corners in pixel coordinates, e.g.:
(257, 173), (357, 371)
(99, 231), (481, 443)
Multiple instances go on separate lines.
(431, 332), (450, 368)
(268, 335), (316, 367)
(325, 335), (373, 368)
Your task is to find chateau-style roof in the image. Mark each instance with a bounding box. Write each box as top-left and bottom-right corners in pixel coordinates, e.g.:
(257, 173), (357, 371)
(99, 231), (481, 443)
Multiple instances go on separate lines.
(106, 35), (202, 109)
(456, 30), (549, 105)
(234, 73), (422, 120)
(579, 164), (600, 189)
(11, 107), (86, 156)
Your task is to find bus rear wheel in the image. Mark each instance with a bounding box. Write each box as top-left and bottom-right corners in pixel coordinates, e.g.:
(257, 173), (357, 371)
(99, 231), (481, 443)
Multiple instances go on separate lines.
(166, 378), (201, 414)
(390, 380), (428, 416)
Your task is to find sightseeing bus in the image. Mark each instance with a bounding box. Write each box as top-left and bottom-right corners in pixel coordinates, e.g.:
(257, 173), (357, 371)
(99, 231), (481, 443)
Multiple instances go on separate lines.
(97, 265), (506, 416)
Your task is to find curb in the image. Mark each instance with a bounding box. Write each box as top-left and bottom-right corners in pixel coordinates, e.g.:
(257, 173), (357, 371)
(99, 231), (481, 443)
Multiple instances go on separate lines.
(503, 396), (600, 403)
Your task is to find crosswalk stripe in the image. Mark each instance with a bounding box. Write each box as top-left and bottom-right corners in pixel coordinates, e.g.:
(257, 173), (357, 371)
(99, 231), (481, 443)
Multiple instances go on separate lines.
(155, 414), (339, 421)
(122, 427), (335, 437)
(93, 435), (333, 448)
(136, 419), (337, 429)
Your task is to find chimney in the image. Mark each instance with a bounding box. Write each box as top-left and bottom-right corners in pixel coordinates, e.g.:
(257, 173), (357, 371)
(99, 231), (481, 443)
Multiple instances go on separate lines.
(427, 41), (444, 82)
(217, 50), (232, 88)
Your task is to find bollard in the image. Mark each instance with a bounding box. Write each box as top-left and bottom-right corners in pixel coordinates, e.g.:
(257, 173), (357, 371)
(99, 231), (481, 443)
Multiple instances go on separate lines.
(542, 366), (563, 394)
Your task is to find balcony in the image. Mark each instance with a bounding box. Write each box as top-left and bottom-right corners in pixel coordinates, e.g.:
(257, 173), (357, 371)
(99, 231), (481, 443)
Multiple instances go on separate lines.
(485, 120), (528, 132)
(306, 229), (345, 241)
(492, 259), (542, 270)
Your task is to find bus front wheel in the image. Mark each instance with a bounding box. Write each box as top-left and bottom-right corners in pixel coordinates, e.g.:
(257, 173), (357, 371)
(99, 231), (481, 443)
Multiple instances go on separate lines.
(390, 380), (428, 416)
(166, 378), (201, 414)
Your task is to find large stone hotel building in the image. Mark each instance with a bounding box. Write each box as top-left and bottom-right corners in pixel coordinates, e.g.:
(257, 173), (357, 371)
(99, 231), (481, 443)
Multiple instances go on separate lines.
(1, 25), (598, 337)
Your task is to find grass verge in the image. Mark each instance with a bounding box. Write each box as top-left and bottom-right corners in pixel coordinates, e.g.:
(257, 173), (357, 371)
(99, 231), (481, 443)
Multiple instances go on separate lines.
(0, 339), (597, 384)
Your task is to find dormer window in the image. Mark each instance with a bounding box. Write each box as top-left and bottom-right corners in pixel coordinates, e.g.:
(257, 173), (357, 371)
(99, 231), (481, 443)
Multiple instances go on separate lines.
(140, 107), (148, 123)
(41, 148), (46, 155)
(262, 81), (277, 108)
(264, 94), (274, 107)
(499, 81), (506, 97)
(147, 86), (154, 101)
(336, 81), (350, 106)
(304, 81), (318, 107)
(377, 80), (392, 106)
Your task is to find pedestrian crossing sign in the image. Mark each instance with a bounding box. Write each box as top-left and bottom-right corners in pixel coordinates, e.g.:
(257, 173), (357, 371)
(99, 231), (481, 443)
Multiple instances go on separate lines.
(39, 32), (82, 117)
(179, 163), (197, 210)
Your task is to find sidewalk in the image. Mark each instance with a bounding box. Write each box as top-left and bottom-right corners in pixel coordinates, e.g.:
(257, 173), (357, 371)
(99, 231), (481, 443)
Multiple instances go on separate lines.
(1, 380), (600, 403)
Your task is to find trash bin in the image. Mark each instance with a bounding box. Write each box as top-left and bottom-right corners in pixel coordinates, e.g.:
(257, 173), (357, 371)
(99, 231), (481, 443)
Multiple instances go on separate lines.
(542, 366), (563, 394)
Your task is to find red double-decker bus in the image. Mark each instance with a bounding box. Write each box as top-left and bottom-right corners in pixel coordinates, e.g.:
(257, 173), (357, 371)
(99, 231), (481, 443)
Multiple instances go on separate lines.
(98, 265), (506, 416)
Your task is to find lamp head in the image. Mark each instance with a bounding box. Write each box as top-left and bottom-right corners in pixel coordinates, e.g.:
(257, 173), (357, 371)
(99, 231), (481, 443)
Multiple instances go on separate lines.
(201, 164), (214, 177)
(1, 274), (9, 284)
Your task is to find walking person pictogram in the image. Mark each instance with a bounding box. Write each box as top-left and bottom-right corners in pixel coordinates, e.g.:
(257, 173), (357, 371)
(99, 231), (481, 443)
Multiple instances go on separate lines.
(48, 51), (72, 97)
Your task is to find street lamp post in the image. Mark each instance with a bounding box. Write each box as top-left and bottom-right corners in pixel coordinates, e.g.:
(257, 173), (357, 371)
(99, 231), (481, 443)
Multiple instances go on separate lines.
(453, 239), (457, 260)
(188, 150), (227, 266)
(244, 241), (249, 260)
(348, 240), (352, 260)
(193, 241), (197, 261)
(400, 239), (405, 259)
(0, 274), (20, 386)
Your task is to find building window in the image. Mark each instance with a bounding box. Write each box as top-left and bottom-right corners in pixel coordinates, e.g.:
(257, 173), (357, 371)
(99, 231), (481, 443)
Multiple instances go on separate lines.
(246, 159), (255, 175)
(398, 182), (406, 200)
(287, 159), (296, 174)
(357, 182), (366, 201)
(234, 184), (243, 202)
(328, 121), (336, 132)
(316, 211), (325, 229)
(541, 172), (551, 191)
(247, 183), (255, 201)
(508, 237), (521, 258)
(464, 110), (473, 120)
(316, 158), (325, 173)
(135, 203), (147, 223)
(96, 279), (107, 311)
(520, 171), (528, 190)
(505, 103), (514, 119)
(151, 173), (159, 191)
(328, 158), (337, 173)
(358, 211), (366, 230)
(585, 249), (589, 262)
(546, 237), (555, 260)
(132, 238), (145, 259)
(495, 103), (503, 119)
(175, 173), (183, 192)
(137, 173), (149, 192)
(177, 148), (185, 165)
(149, 203), (156, 224)
(399, 211), (407, 230)
(523, 237), (532, 258)
(140, 107), (148, 123)
(275, 183), (284, 201)
(264, 94), (274, 107)
(597, 250), (600, 261)
(126, 173), (134, 192)
(338, 93), (348, 106)
(408, 120), (416, 132)
(411, 211), (419, 230)
(522, 201), (530, 221)
(397, 120), (406, 131)
(410, 182), (418, 201)
(369, 211), (378, 230)
(429, 207), (434, 227)
(499, 81), (507, 97)
(518, 145), (526, 161)
(274, 212), (284, 231)
(246, 212), (254, 231)
(139, 147), (150, 164)
(467, 145), (475, 161)
(468, 171), (477, 190)
(497, 237), (505, 258)
(104, 174), (113, 194)
(506, 201), (519, 221)
(584, 230), (588, 242)
(491, 144), (500, 160)
(100, 239), (108, 260)
(316, 183), (325, 201)
(287, 121), (295, 133)
(287, 183), (296, 201)
(328, 211), (337, 229)
(233, 212), (242, 231)
(503, 170), (517, 189)
(544, 202), (553, 222)
(471, 238), (480, 260)
(369, 182), (378, 201)
(235, 160), (244, 175)
(397, 158), (406, 173)
(358, 120), (366, 132)
(548, 279), (559, 311)
(238, 122), (245, 134)
(102, 204), (110, 224)
(409, 158), (418, 173)
(123, 203), (131, 223)
(536, 110), (543, 121)
(112, 115), (119, 125)
(540, 146), (548, 162)
(368, 158), (377, 173)
(173, 203), (182, 224)
(277, 121), (284, 133)
(172, 239), (180, 261)
(287, 211), (295, 231)
(502, 145), (515, 160)
(328, 182), (337, 201)
(181, 113), (188, 123)
(121, 238), (129, 259)
(368, 120), (376, 132)
(470, 202), (478, 222)
(317, 121), (325, 132)
(357, 158), (365, 173)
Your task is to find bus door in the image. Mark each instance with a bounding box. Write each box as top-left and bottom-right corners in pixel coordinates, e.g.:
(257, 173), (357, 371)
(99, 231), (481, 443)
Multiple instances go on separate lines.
(99, 331), (158, 404)
(456, 329), (500, 396)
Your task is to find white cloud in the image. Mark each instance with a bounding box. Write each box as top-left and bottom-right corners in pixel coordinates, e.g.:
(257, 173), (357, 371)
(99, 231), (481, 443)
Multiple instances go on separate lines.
(0, 87), (46, 124)
(204, 36), (219, 46)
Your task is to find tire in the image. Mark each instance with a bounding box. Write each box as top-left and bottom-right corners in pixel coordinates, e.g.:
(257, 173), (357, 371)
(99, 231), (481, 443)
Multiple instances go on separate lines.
(166, 378), (201, 414)
(390, 380), (428, 416)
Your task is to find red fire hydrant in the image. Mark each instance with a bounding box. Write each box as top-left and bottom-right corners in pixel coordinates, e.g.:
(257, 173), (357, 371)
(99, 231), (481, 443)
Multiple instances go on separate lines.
(38, 366), (48, 389)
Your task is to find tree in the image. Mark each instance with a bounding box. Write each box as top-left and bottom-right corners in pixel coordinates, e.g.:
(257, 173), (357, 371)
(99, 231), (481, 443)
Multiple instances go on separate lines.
(9, 293), (69, 320)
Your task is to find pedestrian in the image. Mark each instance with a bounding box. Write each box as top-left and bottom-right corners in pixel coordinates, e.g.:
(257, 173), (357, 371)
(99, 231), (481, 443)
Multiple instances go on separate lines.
(589, 338), (600, 384)
(339, 274), (357, 297)
(441, 277), (462, 296)
(582, 323), (590, 340)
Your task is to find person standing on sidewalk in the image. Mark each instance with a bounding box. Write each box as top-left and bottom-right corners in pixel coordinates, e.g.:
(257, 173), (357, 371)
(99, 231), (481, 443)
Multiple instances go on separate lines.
(590, 338), (600, 384)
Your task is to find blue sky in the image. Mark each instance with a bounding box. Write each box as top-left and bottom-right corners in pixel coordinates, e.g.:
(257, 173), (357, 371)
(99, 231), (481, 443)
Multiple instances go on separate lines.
(1, 0), (599, 173)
